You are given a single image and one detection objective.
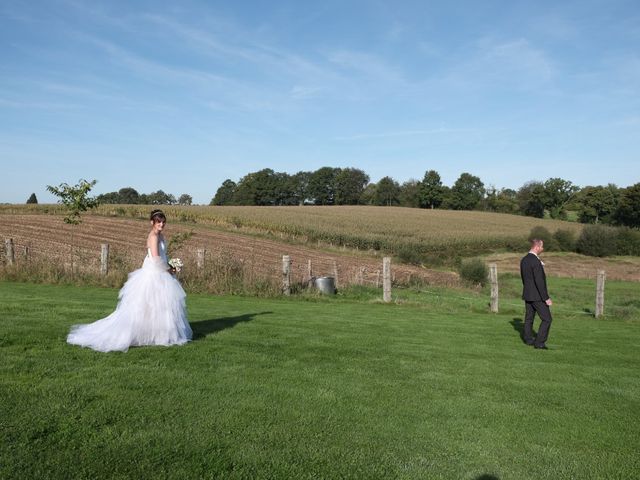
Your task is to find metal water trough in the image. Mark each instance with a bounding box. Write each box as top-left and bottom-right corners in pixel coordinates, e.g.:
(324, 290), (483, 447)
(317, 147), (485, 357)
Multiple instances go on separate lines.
(314, 276), (337, 295)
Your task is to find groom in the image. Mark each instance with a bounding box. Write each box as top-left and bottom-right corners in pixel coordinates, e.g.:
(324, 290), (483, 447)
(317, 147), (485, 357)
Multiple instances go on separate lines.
(520, 238), (553, 349)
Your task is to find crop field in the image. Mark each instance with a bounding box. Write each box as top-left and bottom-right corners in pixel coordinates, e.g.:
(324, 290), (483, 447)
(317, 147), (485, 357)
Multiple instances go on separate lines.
(2, 206), (636, 293)
(0, 214), (459, 290)
(0, 204), (583, 255)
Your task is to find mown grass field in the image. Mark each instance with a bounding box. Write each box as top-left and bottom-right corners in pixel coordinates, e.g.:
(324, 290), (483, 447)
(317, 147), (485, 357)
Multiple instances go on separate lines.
(1, 277), (638, 479)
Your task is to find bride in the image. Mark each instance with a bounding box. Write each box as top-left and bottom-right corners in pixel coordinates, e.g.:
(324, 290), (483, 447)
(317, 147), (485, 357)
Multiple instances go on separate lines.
(67, 209), (192, 352)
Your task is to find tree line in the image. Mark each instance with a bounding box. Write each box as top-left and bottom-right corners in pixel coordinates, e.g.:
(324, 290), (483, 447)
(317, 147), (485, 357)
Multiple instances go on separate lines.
(210, 167), (640, 228)
(95, 188), (193, 206)
(28, 168), (639, 228)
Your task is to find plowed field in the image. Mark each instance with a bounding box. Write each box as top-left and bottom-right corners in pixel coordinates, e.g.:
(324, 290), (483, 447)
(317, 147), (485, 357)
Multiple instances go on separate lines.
(0, 214), (459, 287)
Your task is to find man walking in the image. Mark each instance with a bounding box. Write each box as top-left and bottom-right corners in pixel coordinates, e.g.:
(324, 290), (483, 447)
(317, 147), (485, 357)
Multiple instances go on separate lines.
(520, 238), (553, 349)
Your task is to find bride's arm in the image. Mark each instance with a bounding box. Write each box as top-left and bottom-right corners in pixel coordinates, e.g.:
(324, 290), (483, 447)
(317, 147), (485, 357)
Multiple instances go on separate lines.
(147, 232), (174, 273)
(147, 232), (160, 257)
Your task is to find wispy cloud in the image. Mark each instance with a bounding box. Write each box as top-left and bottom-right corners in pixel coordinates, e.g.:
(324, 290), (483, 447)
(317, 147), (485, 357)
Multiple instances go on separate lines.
(438, 37), (556, 92)
(0, 98), (82, 110)
(334, 127), (477, 141)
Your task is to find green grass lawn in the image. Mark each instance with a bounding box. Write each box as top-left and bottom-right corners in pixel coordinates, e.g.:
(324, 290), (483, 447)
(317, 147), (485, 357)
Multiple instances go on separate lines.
(1, 280), (639, 479)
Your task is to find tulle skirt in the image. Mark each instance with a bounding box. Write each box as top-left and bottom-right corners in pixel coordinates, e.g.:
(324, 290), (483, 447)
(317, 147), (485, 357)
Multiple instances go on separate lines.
(67, 257), (192, 352)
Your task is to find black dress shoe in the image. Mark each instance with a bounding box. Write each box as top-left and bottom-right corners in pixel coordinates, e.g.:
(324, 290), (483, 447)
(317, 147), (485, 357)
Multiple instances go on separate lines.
(525, 341), (535, 346)
(534, 345), (548, 350)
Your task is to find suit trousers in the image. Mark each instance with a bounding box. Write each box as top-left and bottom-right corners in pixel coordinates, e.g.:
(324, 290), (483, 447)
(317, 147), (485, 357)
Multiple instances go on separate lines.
(524, 301), (552, 346)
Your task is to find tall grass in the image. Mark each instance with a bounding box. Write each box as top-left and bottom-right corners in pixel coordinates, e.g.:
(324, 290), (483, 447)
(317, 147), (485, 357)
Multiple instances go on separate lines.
(0, 254), (279, 296)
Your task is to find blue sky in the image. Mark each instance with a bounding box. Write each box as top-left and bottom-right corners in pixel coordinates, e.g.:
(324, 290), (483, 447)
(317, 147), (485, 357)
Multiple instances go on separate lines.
(1, 0), (639, 204)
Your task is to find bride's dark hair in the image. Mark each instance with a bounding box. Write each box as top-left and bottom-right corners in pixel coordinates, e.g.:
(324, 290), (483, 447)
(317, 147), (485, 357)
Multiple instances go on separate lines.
(150, 209), (167, 223)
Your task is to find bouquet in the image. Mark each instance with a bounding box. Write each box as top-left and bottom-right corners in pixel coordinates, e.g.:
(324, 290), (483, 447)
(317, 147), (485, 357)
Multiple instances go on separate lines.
(168, 258), (184, 273)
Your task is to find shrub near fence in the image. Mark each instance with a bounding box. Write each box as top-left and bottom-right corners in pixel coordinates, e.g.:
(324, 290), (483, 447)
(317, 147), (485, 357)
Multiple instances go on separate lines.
(576, 225), (618, 257)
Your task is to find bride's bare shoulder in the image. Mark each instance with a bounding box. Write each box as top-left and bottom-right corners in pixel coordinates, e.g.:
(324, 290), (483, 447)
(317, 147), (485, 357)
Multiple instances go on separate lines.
(146, 231), (159, 247)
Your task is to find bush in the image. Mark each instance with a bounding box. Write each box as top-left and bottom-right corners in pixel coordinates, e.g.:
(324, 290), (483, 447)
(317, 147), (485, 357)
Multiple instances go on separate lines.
(575, 225), (618, 257)
(528, 226), (556, 250)
(616, 227), (640, 256)
(553, 229), (576, 251)
(396, 245), (424, 265)
(459, 258), (489, 286)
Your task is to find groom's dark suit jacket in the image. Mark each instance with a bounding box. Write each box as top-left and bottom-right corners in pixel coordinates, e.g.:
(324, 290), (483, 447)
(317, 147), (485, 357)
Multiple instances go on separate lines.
(520, 252), (550, 302)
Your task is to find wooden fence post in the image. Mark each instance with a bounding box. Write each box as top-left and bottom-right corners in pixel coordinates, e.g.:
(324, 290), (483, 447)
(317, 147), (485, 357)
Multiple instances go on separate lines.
(5, 238), (15, 266)
(23, 245), (29, 262)
(196, 248), (206, 270)
(332, 260), (339, 287)
(100, 244), (109, 276)
(595, 270), (606, 318)
(307, 259), (312, 279)
(383, 257), (391, 303)
(489, 263), (499, 313)
(282, 255), (291, 295)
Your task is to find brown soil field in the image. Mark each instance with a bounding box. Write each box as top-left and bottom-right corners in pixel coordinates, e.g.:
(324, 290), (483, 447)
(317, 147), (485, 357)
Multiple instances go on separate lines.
(2, 214), (637, 286)
(0, 214), (459, 287)
(485, 252), (640, 282)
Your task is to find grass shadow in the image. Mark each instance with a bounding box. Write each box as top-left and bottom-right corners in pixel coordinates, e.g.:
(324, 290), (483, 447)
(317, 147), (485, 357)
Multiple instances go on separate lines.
(474, 475), (499, 480)
(510, 318), (536, 345)
(191, 311), (273, 339)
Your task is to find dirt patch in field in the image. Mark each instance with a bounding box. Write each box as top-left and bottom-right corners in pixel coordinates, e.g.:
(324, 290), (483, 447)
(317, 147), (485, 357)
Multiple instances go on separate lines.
(0, 214), (459, 288)
(485, 252), (640, 282)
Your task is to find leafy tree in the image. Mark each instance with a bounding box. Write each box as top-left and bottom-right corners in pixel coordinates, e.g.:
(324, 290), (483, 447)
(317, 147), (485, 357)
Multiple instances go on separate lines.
(614, 182), (640, 228)
(273, 172), (299, 206)
(307, 167), (340, 205)
(334, 168), (370, 205)
(399, 179), (421, 208)
(232, 169), (285, 206)
(96, 191), (121, 204)
(118, 187), (140, 204)
(211, 179), (237, 206)
(291, 171), (312, 205)
(485, 187), (519, 214)
(26, 193), (38, 204)
(517, 181), (546, 218)
(178, 194), (193, 206)
(373, 176), (401, 206)
(445, 172), (485, 210)
(46, 179), (99, 225)
(147, 190), (176, 205)
(543, 177), (579, 219)
(577, 185), (619, 224)
(419, 170), (445, 209)
(46, 178), (99, 274)
(359, 183), (377, 205)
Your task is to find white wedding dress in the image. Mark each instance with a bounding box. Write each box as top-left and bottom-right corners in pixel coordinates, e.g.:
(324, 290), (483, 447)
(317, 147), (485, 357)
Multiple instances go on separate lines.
(67, 239), (192, 352)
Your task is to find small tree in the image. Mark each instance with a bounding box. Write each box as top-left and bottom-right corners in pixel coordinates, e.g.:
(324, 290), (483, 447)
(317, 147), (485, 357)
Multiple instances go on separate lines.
(419, 170), (445, 209)
(46, 179), (99, 225)
(46, 179), (99, 273)
(26, 193), (38, 204)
